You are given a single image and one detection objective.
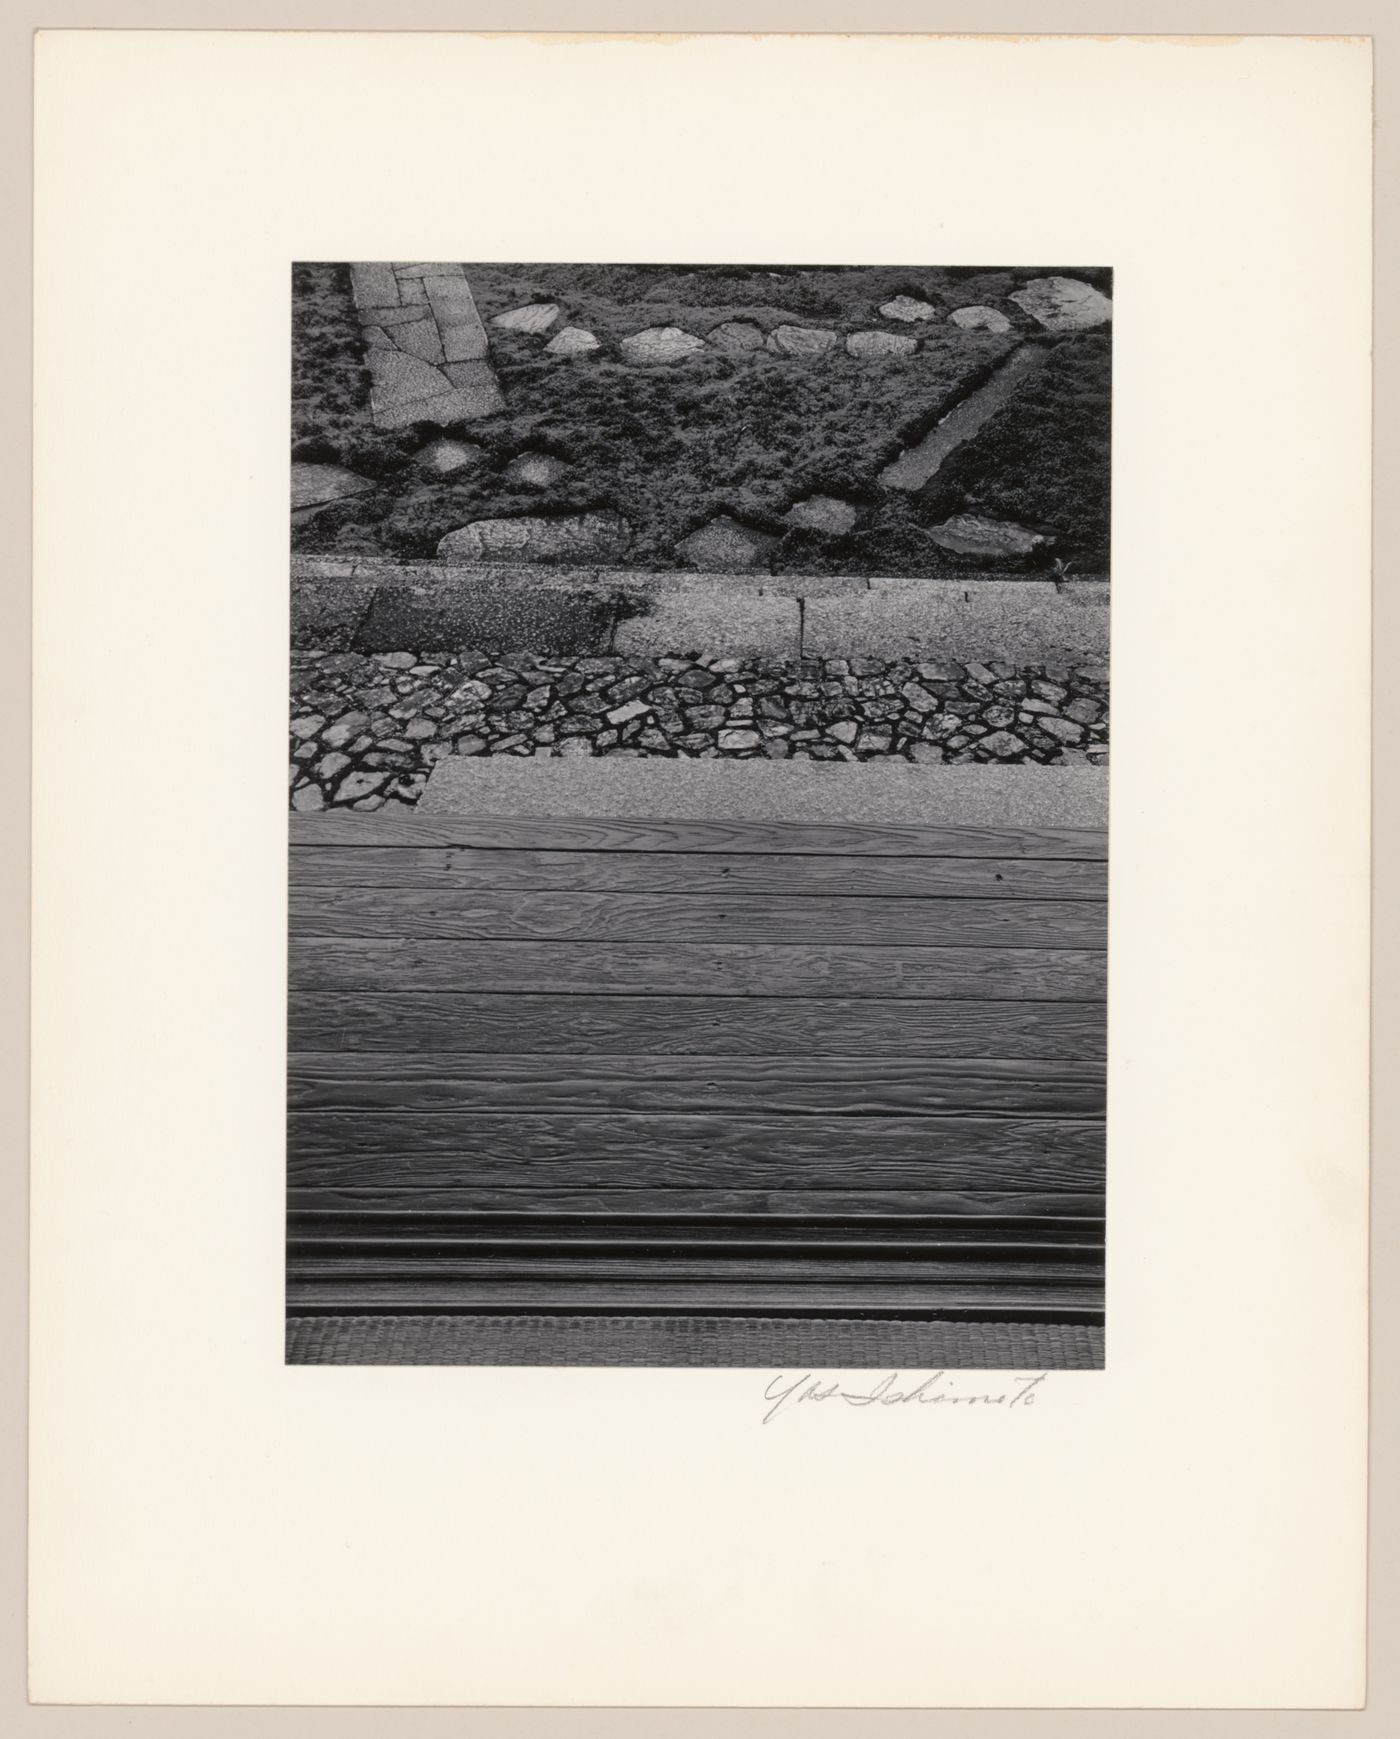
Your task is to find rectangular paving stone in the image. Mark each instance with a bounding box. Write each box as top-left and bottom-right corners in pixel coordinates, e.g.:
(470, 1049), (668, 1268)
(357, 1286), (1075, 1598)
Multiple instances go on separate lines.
(362, 304), (430, 327)
(805, 581), (1109, 666)
(349, 263), (398, 310)
(613, 589), (801, 661)
(441, 359), (506, 416)
(353, 584), (615, 655)
(426, 275), (491, 362)
(392, 319), (446, 365)
(290, 580), (379, 651)
(393, 262), (466, 278)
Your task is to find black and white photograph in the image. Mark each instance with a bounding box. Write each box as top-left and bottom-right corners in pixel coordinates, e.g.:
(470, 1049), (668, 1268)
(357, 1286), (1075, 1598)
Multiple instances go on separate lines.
(285, 260), (1111, 1368)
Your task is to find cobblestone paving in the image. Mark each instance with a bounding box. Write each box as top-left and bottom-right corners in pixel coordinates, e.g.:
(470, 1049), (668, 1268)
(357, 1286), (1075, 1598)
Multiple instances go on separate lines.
(290, 649), (1108, 812)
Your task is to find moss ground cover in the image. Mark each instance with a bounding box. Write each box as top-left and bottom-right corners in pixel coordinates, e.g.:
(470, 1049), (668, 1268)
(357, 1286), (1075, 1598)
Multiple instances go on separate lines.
(291, 264), (1111, 576)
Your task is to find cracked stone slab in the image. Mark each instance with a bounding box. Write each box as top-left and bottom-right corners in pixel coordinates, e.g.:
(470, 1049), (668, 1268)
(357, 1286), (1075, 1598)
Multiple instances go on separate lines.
(1009, 277), (1112, 332)
(353, 584), (615, 655)
(421, 755), (1108, 828)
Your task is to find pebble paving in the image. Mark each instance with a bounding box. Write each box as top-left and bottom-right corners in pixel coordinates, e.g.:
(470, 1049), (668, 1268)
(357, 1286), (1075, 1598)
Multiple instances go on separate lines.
(289, 648), (1108, 811)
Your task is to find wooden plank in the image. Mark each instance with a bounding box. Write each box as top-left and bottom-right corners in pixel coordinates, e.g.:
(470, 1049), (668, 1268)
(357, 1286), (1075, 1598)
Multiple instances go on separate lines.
(289, 812), (1109, 860)
(290, 992), (1106, 1059)
(289, 887), (1107, 949)
(290, 845), (1107, 902)
(286, 1279), (1104, 1315)
(290, 939), (1106, 1002)
(288, 1186), (1107, 1219)
(288, 1111), (1105, 1191)
(288, 1052), (1107, 1117)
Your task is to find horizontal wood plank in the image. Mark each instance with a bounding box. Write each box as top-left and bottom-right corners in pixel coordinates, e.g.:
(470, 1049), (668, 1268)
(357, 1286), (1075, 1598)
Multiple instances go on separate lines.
(290, 845), (1107, 902)
(287, 1279), (1104, 1315)
(289, 812), (1109, 860)
(291, 992), (1106, 1059)
(287, 1052), (1106, 1117)
(288, 1187), (1107, 1219)
(289, 887), (1106, 948)
(290, 939), (1105, 1002)
(288, 1111), (1105, 1191)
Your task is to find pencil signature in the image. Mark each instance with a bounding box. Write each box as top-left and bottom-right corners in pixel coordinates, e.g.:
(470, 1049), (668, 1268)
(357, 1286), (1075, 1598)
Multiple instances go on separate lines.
(760, 1370), (1050, 1425)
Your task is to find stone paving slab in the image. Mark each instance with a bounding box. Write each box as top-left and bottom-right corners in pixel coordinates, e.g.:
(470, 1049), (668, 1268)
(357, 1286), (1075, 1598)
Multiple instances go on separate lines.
(804, 581), (1109, 665)
(613, 590), (802, 660)
(353, 584), (615, 655)
(421, 755), (1108, 828)
(290, 579), (379, 650)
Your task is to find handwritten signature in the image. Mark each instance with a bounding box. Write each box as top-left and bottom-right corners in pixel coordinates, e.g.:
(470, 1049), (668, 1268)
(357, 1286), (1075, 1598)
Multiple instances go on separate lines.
(760, 1370), (1049, 1425)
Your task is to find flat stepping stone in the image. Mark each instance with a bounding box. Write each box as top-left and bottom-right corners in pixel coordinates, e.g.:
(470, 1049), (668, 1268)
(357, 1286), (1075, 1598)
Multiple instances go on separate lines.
(505, 452), (568, 487)
(709, 320), (765, 352)
(622, 326), (707, 362)
(765, 325), (837, 357)
(676, 515), (776, 570)
(437, 511), (631, 563)
(291, 463), (374, 518)
(417, 438), (484, 475)
(846, 330), (917, 357)
(879, 295), (938, 323)
(492, 303), (560, 335)
(544, 326), (600, 356)
(926, 514), (1047, 559)
(950, 305), (1012, 333)
(1008, 277), (1112, 331)
(785, 494), (860, 535)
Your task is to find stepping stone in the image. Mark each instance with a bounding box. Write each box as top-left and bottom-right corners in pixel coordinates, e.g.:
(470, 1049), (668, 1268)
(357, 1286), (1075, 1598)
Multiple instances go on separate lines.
(675, 515), (776, 570)
(425, 274), (490, 362)
(392, 318), (445, 364)
(709, 320), (765, 352)
(926, 514), (1047, 559)
(492, 303), (560, 335)
(950, 305), (1012, 333)
(846, 330), (917, 357)
(879, 295), (938, 322)
(349, 262), (399, 309)
(505, 452), (568, 487)
(291, 463), (374, 515)
(544, 326), (600, 356)
(621, 326), (707, 362)
(765, 325), (837, 357)
(417, 438), (483, 475)
(437, 511), (631, 563)
(1008, 277), (1112, 331)
(785, 494), (860, 535)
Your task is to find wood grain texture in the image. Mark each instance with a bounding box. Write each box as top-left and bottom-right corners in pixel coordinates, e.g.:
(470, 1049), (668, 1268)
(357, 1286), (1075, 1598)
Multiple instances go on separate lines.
(290, 845), (1107, 901)
(289, 812), (1109, 860)
(289, 886), (1107, 948)
(288, 1186), (1107, 1219)
(288, 1111), (1105, 1191)
(291, 991), (1106, 1058)
(288, 1052), (1107, 1117)
(290, 939), (1106, 1002)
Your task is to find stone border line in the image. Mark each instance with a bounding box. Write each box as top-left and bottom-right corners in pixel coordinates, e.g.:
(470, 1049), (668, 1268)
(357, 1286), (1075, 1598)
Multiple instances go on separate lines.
(349, 262), (504, 425)
(291, 556), (1109, 668)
